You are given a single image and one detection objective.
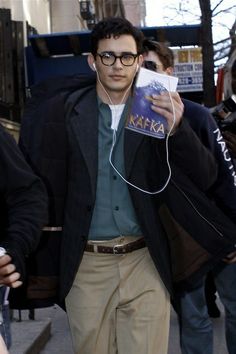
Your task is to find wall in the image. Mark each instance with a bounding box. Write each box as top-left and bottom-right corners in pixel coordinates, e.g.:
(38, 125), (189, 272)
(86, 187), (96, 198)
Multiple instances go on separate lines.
(50, 0), (82, 33)
(0, 0), (51, 35)
(123, 0), (146, 26)
(50, 0), (146, 33)
(0, 0), (147, 36)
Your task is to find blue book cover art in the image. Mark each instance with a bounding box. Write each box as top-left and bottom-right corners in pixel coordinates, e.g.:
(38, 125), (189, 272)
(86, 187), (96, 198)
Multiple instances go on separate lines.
(126, 67), (178, 139)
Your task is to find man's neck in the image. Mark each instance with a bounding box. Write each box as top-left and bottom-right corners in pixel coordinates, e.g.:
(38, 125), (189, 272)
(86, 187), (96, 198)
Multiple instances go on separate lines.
(96, 84), (130, 105)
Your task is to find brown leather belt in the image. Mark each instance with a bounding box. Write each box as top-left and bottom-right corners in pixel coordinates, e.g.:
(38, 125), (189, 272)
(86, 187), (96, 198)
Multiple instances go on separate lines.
(85, 237), (146, 254)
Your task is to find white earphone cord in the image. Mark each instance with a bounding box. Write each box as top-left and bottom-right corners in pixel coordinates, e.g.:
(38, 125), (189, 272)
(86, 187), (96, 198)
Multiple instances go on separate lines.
(96, 68), (176, 194)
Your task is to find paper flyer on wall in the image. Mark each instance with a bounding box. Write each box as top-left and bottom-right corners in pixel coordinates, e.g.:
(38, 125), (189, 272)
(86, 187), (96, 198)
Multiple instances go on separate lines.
(126, 67), (178, 139)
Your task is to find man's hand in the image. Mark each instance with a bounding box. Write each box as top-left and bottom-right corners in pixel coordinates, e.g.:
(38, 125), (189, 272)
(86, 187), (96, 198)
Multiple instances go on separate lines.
(0, 254), (22, 288)
(222, 131), (236, 158)
(150, 91), (184, 133)
(223, 251), (236, 264)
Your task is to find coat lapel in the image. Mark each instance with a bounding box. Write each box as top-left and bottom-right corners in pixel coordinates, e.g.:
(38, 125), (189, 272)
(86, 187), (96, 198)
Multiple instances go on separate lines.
(70, 88), (98, 193)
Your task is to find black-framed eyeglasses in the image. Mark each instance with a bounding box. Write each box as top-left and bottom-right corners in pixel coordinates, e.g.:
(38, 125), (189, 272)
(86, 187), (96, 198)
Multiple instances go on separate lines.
(143, 60), (163, 73)
(143, 60), (158, 71)
(96, 52), (139, 66)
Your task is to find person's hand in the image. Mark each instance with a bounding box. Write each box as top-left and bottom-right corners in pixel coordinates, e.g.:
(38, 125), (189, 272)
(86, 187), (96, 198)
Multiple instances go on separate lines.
(0, 254), (22, 288)
(222, 131), (236, 158)
(223, 251), (236, 264)
(150, 91), (184, 134)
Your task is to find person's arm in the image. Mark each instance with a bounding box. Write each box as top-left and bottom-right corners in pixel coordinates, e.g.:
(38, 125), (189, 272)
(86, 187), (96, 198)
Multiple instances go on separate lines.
(219, 130), (236, 263)
(0, 127), (48, 287)
(182, 100), (236, 220)
(151, 92), (218, 190)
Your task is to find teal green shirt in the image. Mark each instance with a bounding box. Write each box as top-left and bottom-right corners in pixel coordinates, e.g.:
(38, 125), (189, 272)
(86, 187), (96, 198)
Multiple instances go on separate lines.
(88, 98), (142, 240)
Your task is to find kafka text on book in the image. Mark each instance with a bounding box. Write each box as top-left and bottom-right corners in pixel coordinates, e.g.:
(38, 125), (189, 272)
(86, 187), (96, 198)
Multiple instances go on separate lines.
(126, 67), (178, 139)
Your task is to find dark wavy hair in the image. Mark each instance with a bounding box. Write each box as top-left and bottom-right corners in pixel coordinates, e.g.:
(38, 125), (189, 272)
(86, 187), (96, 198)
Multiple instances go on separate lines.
(90, 17), (144, 56)
(142, 39), (174, 69)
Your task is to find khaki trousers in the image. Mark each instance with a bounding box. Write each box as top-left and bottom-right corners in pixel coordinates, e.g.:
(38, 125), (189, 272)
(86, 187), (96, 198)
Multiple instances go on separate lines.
(65, 242), (170, 354)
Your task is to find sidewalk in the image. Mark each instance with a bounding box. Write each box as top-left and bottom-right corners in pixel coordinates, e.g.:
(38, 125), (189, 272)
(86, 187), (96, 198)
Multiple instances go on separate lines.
(9, 300), (227, 354)
(10, 308), (53, 354)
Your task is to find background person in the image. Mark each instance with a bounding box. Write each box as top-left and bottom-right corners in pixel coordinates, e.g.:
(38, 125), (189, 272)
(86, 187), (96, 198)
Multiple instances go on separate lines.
(142, 38), (236, 354)
(0, 124), (47, 348)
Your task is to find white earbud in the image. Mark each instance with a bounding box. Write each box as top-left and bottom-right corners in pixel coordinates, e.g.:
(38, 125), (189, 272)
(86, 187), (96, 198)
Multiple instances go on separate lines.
(136, 65), (139, 73)
(93, 63), (97, 71)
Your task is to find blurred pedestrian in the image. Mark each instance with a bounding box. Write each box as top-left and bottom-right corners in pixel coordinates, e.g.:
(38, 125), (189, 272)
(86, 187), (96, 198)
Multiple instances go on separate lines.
(0, 124), (47, 348)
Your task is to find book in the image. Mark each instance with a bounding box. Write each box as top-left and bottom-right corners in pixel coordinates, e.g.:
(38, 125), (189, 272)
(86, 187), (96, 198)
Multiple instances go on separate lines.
(126, 67), (178, 139)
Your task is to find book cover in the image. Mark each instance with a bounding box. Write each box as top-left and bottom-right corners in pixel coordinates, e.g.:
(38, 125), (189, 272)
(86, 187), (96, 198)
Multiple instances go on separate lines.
(126, 67), (178, 139)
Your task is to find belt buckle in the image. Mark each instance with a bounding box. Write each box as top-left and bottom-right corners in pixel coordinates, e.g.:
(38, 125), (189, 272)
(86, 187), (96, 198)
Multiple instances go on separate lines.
(113, 244), (123, 254)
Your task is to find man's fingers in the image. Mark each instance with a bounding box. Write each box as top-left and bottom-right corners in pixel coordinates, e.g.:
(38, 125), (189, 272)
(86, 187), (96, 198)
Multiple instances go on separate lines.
(0, 257), (23, 287)
(0, 263), (16, 276)
(150, 92), (184, 131)
(10, 280), (23, 288)
(0, 255), (12, 267)
(0, 271), (21, 286)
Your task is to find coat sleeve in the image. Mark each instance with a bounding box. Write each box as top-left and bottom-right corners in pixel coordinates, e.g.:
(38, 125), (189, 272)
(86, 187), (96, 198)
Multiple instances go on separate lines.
(180, 100), (236, 221)
(168, 117), (218, 191)
(0, 126), (48, 280)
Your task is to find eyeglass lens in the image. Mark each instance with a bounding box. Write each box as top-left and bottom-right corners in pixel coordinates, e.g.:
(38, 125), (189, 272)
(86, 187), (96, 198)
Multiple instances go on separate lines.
(98, 52), (137, 66)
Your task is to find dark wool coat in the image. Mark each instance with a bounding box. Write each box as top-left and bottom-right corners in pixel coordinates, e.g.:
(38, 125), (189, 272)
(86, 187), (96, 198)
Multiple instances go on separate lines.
(14, 76), (236, 309)
(0, 125), (48, 281)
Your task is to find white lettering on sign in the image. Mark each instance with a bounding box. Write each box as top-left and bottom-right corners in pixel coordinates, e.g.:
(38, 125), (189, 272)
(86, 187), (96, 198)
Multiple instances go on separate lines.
(173, 47), (203, 92)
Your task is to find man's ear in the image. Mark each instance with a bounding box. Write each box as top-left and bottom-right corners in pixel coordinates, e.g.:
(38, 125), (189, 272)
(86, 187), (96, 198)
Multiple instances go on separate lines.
(166, 66), (174, 76)
(138, 54), (144, 67)
(87, 54), (96, 72)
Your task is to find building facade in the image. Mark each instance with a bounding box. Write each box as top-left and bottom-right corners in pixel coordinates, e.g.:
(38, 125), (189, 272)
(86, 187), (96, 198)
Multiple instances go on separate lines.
(0, 0), (146, 35)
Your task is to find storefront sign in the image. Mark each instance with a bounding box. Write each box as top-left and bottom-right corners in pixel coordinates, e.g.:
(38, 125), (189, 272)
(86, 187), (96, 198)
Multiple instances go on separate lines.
(173, 47), (203, 92)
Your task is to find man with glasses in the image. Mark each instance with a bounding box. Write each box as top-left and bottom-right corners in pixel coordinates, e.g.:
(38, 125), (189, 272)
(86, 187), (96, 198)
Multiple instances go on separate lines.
(20, 17), (236, 354)
(62, 17), (233, 354)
